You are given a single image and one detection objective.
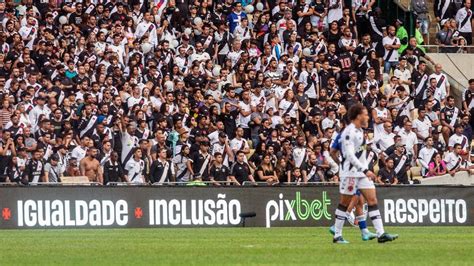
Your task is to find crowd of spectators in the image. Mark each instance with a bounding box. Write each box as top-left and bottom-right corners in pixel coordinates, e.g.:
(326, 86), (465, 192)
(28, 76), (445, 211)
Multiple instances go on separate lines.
(0, 0), (471, 186)
(433, 0), (473, 52)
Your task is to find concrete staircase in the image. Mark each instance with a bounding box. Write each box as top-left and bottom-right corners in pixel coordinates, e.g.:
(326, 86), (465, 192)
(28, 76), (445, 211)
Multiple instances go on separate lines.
(426, 0), (438, 45)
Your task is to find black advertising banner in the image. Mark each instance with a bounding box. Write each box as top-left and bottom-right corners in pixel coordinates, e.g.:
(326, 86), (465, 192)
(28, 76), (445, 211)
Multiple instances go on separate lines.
(0, 186), (472, 229)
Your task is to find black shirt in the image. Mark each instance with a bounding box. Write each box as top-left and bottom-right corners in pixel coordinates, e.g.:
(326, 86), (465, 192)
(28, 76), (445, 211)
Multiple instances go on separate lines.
(23, 159), (45, 183)
(379, 167), (396, 184)
(209, 164), (230, 182)
(150, 159), (173, 183)
(190, 151), (211, 180)
(103, 160), (124, 185)
(388, 153), (409, 184)
(230, 161), (251, 184)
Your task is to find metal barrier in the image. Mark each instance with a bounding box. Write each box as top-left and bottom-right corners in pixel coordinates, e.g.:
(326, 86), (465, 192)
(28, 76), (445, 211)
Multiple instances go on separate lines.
(0, 182), (103, 186)
(152, 181), (238, 186)
(241, 181), (339, 186)
(421, 45), (474, 53)
(36, 182), (103, 186)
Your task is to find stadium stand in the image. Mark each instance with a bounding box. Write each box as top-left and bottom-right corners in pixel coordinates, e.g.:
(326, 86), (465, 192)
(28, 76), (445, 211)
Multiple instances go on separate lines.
(0, 0), (471, 187)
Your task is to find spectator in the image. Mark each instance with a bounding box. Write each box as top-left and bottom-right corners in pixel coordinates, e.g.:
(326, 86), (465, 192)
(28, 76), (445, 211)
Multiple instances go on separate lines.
(44, 154), (62, 183)
(436, 19), (454, 52)
(444, 143), (469, 175)
(376, 157), (398, 184)
(395, 19), (408, 54)
(103, 151), (125, 185)
(418, 137), (438, 176)
(441, 96), (460, 144)
(382, 26), (401, 74)
(230, 150), (255, 185)
(256, 153), (278, 184)
(434, 0), (456, 23)
(126, 148), (147, 184)
(411, 0), (430, 44)
(428, 153), (448, 177)
(209, 152), (231, 185)
(448, 124), (470, 154)
(172, 144), (192, 183)
(0, 0), (467, 188)
(455, 0), (473, 45)
(398, 120), (418, 160)
(388, 143), (410, 184)
(413, 108), (432, 149)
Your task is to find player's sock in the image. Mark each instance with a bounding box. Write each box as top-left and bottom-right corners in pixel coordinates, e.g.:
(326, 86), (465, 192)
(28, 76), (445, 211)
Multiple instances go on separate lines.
(334, 204), (348, 238)
(368, 205), (384, 237)
(356, 215), (369, 234)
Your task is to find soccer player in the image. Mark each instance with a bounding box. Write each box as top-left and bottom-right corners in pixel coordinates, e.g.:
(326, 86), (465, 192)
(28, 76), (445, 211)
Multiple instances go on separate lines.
(333, 103), (398, 243)
(329, 124), (377, 241)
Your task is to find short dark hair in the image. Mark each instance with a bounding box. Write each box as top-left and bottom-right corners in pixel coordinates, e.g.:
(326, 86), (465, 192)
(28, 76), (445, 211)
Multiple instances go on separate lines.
(348, 103), (366, 121)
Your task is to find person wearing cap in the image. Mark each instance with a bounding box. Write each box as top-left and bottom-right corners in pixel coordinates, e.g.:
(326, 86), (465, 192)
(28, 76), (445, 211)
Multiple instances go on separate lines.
(28, 96), (51, 133)
(436, 19), (454, 52)
(395, 19), (409, 54)
(44, 154), (63, 183)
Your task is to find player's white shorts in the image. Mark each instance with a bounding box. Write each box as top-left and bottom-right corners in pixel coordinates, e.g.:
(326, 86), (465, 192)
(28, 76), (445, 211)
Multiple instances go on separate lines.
(339, 176), (375, 195)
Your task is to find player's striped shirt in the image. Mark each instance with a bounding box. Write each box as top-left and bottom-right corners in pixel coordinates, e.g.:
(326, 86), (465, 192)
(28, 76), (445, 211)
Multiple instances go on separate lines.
(340, 123), (368, 178)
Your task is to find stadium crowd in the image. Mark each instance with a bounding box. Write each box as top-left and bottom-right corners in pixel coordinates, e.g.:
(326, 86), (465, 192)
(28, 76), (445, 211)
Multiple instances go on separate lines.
(0, 0), (472, 186)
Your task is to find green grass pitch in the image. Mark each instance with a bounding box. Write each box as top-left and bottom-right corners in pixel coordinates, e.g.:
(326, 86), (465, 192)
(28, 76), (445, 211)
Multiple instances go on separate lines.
(1, 227), (472, 265)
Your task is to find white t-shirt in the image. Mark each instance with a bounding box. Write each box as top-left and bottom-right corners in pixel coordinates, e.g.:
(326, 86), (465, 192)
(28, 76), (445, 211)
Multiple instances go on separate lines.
(279, 99), (298, 119)
(382, 36), (401, 62)
(398, 129), (418, 155)
(413, 117), (432, 144)
(444, 152), (462, 171)
(125, 158), (145, 183)
(238, 101), (251, 128)
(71, 146), (87, 162)
(448, 133), (469, 151)
(428, 73), (450, 101)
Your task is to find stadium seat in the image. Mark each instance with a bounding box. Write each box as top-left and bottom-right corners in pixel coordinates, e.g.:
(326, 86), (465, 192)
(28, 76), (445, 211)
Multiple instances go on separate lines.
(411, 166), (422, 180)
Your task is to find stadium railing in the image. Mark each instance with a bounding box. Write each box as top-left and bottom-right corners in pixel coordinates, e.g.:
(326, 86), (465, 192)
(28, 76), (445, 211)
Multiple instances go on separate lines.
(421, 45), (474, 53)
